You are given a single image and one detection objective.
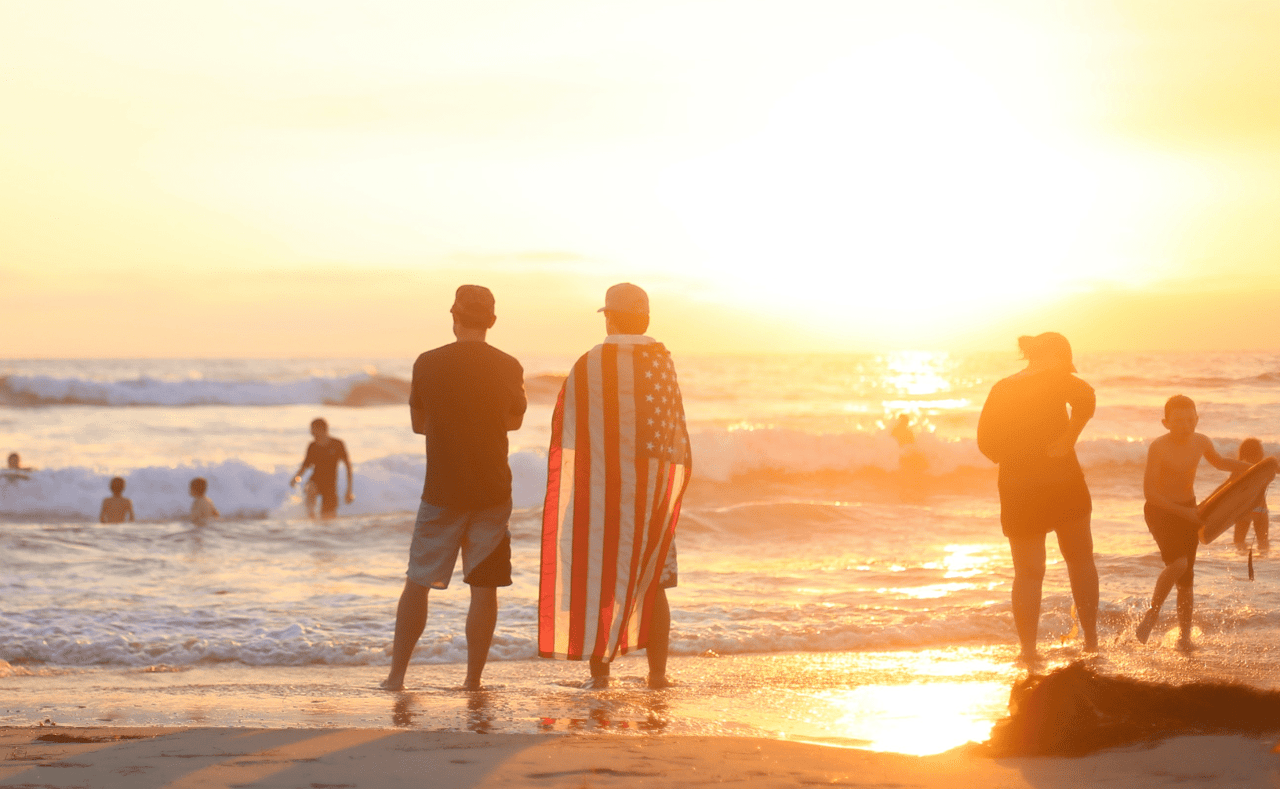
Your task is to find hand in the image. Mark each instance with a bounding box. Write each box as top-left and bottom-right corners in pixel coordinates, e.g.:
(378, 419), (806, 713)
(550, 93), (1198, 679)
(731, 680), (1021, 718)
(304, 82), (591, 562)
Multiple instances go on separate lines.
(1186, 505), (1203, 525)
(290, 476), (299, 488)
(345, 492), (355, 504)
(1045, 435), (1075, 458)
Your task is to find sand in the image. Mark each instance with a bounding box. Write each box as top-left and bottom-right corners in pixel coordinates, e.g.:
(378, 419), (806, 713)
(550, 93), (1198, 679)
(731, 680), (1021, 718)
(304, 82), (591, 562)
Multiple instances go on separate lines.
(3, 726), (1280, 789)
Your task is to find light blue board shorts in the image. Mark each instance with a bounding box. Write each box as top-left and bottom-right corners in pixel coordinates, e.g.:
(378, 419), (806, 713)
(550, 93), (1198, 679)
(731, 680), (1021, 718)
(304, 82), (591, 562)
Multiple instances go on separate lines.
(407, 498), (512, 589)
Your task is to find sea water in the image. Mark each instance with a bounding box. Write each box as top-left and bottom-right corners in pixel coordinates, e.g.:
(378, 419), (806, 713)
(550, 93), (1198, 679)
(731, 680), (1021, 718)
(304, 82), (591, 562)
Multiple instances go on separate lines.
(3, 351), (1280, 753)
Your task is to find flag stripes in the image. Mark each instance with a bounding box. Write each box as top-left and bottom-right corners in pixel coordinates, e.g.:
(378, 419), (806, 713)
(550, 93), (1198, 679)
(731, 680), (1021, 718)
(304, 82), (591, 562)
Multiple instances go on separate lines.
(538, 340), (691, 661)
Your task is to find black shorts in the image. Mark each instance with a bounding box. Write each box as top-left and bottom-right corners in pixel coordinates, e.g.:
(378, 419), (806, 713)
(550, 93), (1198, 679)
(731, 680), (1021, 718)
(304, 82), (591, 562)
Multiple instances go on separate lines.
(998, 457), (1092, 538)
(1144, 502), (1198, 587)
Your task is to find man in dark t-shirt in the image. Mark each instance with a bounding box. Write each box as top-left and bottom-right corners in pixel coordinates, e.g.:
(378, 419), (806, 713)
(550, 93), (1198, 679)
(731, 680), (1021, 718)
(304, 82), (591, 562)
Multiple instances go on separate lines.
(290, 418), (353, 519)
(382, 284), (526, 691)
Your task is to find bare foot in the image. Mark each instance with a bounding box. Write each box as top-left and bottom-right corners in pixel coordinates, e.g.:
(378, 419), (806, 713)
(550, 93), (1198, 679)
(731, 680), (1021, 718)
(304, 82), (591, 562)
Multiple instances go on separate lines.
(1176, 634), (1195, 652)
(380, 677), (405, 691)
(462, 678), (483, 691)
(1015, 649), (1041, 668)
(647, 675), (673, 689)
(1135, 609), (1158, 644)
(582, 676), (610, 689)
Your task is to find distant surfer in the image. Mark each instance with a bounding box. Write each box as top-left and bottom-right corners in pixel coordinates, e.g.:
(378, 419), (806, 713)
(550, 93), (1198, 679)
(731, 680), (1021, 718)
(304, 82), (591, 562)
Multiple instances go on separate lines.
(977, 332), (1099, 661)
(539, 283), (691, 689)
(290, 418), (354, 519)
(891, 414), (914, 447)
(382, 285), (526, 692)
(1232, 438), (1270, 552)
(1136, 395), (1251, 648)
(891, 413), (928, 478)
(99, 477), (135, 523)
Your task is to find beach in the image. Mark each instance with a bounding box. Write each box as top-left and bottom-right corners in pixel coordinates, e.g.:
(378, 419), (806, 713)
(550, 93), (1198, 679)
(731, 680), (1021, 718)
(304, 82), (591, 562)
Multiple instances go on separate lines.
(6, 352), (1280, 785)
(5, 726), (1280, 788)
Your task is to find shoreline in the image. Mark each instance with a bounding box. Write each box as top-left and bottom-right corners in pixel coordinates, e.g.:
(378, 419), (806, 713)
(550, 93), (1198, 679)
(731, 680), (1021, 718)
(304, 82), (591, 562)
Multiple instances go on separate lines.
(4, 727), (1279, 788)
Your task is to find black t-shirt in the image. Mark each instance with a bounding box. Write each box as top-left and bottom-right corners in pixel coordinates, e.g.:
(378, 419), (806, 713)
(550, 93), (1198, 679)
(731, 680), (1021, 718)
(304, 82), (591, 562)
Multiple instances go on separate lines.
(411, 341), (526, 508)
(303, 438), (349, 490)
(977, 370), (1095, 467)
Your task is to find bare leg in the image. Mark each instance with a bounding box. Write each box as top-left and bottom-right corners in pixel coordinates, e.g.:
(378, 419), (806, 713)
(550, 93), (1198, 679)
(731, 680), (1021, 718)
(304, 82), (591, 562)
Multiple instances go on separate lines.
(647, 588), (671, 688)
(304, 482), (317, 520)
(587, 657), (610, 689)
(1175, 583), (1193, 648)
(1137, 557), (1187, 643)
(1234, 519), (1250, 550)
(1257, 513), (1270, 553)
(383, 579), (429, 690)
(464, 586), (498, 690)
(1056, 518), (1099, 652)
(1008, 535), (1047, 661)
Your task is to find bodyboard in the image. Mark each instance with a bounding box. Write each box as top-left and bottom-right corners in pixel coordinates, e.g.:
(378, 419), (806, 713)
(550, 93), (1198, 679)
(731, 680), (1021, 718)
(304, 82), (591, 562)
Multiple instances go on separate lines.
(1198, 456), (1277, 544)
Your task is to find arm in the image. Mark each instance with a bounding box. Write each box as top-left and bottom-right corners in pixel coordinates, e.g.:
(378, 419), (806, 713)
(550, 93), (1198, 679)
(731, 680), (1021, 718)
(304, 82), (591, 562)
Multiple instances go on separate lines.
(1046, 377), (1095, 458)
(290, 447), (314, 488)
(975, 385), (1004, 464)
(1204, 437), (1252, 473)
(342, 448), (355, 503)
(1144, 440), (1200, 522)
(507, 369), (527, 431)
(126, 500), (134, 522)
(99, 500), (108, 524)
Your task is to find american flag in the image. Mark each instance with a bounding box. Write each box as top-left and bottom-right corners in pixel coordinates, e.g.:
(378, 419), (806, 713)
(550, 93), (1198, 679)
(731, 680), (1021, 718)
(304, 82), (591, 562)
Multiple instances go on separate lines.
(539, 340), (691, 661)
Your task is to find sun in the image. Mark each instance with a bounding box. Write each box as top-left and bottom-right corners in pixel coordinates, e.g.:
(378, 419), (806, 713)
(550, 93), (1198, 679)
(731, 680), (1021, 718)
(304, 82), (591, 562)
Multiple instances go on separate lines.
(658, 36), (1122, 344)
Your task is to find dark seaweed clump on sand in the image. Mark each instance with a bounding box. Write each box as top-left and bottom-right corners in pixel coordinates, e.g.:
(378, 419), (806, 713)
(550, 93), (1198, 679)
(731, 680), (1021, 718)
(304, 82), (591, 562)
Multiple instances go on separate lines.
(985, 661), (1280, 756)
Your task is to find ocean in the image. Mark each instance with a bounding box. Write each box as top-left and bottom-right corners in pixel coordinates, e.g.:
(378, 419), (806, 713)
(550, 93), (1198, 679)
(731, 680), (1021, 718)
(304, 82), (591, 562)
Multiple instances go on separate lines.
(4, 350), (1280, 754)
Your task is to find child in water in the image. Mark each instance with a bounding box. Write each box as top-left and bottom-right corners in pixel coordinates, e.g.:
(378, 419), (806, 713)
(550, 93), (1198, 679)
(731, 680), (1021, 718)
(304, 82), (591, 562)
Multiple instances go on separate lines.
(99, 477), (135, 523)
(1232, 438), (1270, 552)
(189, 477), (220, 526)
(1136, 395), (1251, 648)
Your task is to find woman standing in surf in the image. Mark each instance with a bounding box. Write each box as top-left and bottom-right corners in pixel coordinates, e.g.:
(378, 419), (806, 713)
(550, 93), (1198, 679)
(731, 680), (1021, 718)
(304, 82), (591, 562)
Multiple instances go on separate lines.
(978, 332), (1099, 661)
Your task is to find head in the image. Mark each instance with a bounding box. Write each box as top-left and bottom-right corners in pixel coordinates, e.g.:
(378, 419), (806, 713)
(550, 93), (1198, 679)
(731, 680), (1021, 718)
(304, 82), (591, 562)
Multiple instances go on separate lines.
(1240, 437), (1264, 463)
(310, 418), (329, 440)
(1162, 394), (1198, 437)
(109, 476), (125, 495)
(450, 284), (497, 333)
(7, 452), (19, 469)
(1017, 332), (1076, 373)
(599, 282), (650, 335)
(189, 477), (208, 497)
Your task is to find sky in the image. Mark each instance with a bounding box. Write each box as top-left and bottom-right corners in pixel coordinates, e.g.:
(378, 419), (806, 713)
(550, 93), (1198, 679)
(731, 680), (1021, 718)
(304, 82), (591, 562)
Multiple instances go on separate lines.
(4, 0), (1280, 357)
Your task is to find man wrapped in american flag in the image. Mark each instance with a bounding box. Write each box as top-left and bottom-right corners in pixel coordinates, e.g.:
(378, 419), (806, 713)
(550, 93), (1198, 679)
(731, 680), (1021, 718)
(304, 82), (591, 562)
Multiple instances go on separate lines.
(539, 282), (692, 688)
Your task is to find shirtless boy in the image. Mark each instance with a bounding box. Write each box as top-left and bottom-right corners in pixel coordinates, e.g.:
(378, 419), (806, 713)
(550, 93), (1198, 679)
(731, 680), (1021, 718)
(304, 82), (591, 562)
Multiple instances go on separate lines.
(190, 477), (220, 526)
(100, 477), (135, 523)
(1136, 395), (1250, 648)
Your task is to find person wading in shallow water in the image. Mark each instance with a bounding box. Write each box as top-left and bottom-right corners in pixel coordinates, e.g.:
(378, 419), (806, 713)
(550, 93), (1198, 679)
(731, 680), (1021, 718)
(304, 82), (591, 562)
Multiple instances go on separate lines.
(382, 285), (526, 692)
(290, 418), (354, 519)
(978, 332), (1099, 662)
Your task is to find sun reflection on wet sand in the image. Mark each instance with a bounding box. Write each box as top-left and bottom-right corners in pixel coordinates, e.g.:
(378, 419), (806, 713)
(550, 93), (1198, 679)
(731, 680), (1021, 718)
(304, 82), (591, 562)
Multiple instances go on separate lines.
(817, 681), (1007, 755)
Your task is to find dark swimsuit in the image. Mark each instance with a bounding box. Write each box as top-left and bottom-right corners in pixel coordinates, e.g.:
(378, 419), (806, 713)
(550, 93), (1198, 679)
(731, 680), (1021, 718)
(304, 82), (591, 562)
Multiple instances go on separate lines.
(1144, 500), (1198, 587)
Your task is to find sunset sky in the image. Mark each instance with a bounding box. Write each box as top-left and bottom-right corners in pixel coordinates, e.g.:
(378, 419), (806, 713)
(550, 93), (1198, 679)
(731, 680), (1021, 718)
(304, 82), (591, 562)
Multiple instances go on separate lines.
(4, 0), (1280, 357)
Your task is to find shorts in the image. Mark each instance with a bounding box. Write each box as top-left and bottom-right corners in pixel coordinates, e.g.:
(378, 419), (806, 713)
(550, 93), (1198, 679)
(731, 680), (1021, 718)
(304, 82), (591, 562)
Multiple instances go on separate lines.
(660, 541), (678, 589)
(997, 457), (1092, 538)
(1144, 501), (1198, 588)
(407, 498), (513, 589)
